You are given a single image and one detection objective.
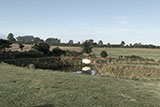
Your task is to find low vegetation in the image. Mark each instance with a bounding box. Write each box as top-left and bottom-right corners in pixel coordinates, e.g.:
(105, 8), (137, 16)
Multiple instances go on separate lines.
(100, 50), (108, 58)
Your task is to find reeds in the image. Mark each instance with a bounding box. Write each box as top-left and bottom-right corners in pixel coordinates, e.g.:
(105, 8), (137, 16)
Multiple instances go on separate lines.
(96, 63), (160, 79)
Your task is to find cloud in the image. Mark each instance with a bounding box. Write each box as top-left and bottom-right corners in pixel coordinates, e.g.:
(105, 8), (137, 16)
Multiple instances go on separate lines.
(113, 16), (129, 25)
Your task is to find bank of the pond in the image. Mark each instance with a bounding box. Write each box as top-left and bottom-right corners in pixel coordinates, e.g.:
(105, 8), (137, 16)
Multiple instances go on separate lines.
(2, 56), (160, 79)
(0, 63), (160, 107)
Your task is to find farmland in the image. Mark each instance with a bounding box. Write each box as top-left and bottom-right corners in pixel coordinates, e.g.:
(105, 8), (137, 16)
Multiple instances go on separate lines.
(11, 44), (160, 60)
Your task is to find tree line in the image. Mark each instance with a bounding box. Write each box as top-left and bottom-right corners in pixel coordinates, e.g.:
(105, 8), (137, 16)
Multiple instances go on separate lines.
(4, 33), (160, 49)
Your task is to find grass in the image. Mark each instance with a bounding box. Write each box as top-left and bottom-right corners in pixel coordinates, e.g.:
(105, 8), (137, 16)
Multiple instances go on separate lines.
(93, 48), (160, 60)
(0, 63), (160, 107)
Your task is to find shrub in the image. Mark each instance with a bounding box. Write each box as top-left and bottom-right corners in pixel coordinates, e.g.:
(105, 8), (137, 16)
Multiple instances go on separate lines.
(32, 43), (50, 54)
(82, 40), (93, 54)
(51, 47), (66, 56)
(0, 51), (43, 60)
(0, 39), (12, 52)
(100, 51), (108, 58)
(18, 43), (24, 51)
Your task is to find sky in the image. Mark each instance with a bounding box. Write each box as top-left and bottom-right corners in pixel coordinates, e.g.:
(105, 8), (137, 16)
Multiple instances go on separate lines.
(0, 0), (160, 44)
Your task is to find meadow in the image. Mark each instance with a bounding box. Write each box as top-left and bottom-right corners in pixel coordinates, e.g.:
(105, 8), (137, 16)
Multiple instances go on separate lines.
(0, 63), (160, 107)
(11, 44), (160, 60)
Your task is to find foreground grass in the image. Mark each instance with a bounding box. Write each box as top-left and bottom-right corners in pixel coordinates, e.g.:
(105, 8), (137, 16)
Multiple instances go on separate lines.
(0, 63), (160, 107)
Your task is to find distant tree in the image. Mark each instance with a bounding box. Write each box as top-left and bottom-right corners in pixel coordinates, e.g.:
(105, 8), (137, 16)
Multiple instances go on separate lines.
(45, 38), (61, 45)
(0, 39), (12, 52)
(100, 50), (108, 58)
(68, 40), (74, 44)
(129, 43), (133, 46)
(7, 33), (16, 43)
(16, 36), (34, 43)
(98, 40), (103, 46)
(32, 43), (50, 54)
(33, 37), (41, 43)
(82, 39), (93, 54)
(77, 41), (81, 45)
(18, 43), (24, 51)
(120, 41), (125, 46)
(107, 43), (111, 47)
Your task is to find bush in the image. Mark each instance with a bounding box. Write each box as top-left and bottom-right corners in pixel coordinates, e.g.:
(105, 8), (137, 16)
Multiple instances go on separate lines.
(100, 51), (108, 58)
(0, 51), (43, 60)
(0, 39), (12, 52)
(51, 47), (66, 56)
(82, 40), (93, 54)
(32, 43), (50, 54)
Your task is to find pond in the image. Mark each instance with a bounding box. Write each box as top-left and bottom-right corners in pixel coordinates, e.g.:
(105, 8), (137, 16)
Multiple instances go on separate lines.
(57, 65), (97, 75)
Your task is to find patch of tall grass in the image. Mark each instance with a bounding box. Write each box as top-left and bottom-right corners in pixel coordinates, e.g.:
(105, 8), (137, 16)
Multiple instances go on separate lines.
(96, 64), (160, 79)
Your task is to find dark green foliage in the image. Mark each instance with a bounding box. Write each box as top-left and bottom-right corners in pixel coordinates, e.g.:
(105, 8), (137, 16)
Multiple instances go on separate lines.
(7, 33), (16, 43)
(32, 43), (50, 54)
(51, 47), (66, 56)
(82, 40), (93, 54)
(45, 38), (61, 45)
(16, 36), (34, 44)
(33, 37), (43, 43)
(3, 57), (82, 69)
(100, 50), (108, 58)
(68, 40), (74, 44)
(120, 41), (125, 46)
(0, 50), (43, 60)
(98, 40), (103, 46)
(18, 43), (24, 51)
(0, 39), (12, 52)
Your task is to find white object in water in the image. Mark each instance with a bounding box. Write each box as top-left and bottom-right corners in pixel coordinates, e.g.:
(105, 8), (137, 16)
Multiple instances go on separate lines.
(82, 67), (91, 71)
(90, 70), (96, 75)
(82, 59), (91, 64)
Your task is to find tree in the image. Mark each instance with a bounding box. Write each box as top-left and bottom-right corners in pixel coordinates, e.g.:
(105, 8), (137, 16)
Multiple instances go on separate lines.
(82, 39), (93, 54)
(77, 41), (81, 45)
(33, 37), (41, 43)
(7, 33), (16, 43)
(68, 40), (74, 44)
(16, 36), (34, 43)
(0, 39), (12, 52)
(120, 41), (125, 46)
(107, 43), (111, 47)
(45, 38), (61, 45)
(18, 43), (24, 51)
(32, 43), (50, 54)
(98, 40), (103, 46)
(100, 50), (108, 58)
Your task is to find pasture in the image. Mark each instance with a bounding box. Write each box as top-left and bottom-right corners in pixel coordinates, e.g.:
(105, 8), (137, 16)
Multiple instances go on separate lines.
(11, 44), (160, 60)
(0, 63), (160, 107)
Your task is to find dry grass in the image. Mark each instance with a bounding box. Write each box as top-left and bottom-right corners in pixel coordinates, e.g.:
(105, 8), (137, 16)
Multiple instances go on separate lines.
(96, 64), (160, 79)
(11, 44), (82, 52)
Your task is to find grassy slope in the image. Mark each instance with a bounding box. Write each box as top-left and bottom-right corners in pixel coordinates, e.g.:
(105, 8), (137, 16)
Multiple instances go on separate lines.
(0, 63), (160, 107)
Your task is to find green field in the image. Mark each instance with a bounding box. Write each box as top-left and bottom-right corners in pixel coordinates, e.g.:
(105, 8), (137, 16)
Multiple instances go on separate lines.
(0, 63), (160, 107)
(93, 48), (160, 60)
